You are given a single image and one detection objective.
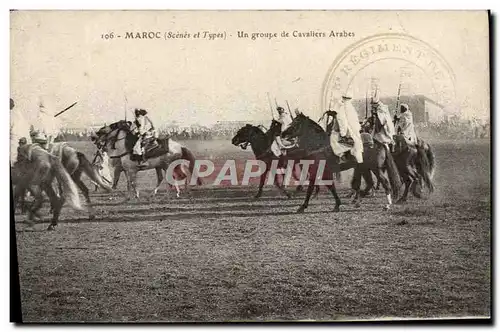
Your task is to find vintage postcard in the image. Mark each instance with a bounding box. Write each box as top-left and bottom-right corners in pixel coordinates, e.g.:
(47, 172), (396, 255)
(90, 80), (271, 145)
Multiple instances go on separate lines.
(10, 10), (490, 322)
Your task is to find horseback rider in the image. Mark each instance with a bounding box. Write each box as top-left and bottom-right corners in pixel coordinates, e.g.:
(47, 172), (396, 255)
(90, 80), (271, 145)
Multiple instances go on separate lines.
(393, 103), (418, 146)
(270, 106), (294, 156)
(327, 92), (363, 163)
(130, 108), (156, 162)
(370, 94), (396, 148)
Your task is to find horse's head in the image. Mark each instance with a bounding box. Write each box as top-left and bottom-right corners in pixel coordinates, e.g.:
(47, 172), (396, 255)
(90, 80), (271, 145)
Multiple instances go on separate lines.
(282, 113), (310, 140)
(231, 124), (262, 149)
(93, 120), (131, 147)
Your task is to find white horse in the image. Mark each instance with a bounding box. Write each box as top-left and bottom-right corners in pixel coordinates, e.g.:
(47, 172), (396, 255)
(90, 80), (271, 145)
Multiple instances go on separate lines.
(92, 120), (202, 200)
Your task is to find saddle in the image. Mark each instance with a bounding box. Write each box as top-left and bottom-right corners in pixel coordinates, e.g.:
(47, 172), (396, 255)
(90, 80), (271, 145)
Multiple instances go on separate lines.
(131, 136), (169, 162)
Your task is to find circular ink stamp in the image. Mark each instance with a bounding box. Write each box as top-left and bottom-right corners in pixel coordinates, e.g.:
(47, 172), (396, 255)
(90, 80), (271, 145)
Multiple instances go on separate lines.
(321, 33), (457, 119)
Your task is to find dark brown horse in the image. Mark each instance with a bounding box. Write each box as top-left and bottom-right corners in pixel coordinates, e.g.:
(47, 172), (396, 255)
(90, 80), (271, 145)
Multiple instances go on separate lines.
(392, 135), (435, 202)
(232, 120), (318, 199)
(282, 113), (402, 212)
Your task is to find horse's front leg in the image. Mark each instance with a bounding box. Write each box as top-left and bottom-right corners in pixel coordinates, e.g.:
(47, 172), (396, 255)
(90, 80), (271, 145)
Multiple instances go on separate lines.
(112, 167), (122, 190)
(254, 166), (268, 199)
(297, 165), (318, 213)
(44, 184), (62, 231)
(374, 168), (392, 210)
(351, 165), (363, 208)
(151, 168), (164, 199)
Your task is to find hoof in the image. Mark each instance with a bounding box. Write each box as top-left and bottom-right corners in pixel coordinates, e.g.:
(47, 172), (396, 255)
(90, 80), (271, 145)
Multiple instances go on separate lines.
(354, 201), (361, 208)
(297, 206), (306, 213)
(253, 194), (262, 200)
(384, 204), (391, 211)
(47, 224), (57, 231)
(395, 199), (407, 205)
(88, 214), (96, 221)
(333, 206), (340, 212)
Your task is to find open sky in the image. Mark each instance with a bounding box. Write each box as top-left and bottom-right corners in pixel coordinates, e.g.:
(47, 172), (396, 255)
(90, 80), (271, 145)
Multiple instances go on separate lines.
(10, 10), (489, 128)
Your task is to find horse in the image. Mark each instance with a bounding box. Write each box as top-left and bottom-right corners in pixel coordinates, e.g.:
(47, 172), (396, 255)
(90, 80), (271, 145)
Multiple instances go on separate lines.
(14, 142), (112, 220)
(12, 144), (83, 230)
(92, 120), (202, 200)
(231, 120), (319, 199)
(282, 113), (402, 212)
(392, 135), (435, 202)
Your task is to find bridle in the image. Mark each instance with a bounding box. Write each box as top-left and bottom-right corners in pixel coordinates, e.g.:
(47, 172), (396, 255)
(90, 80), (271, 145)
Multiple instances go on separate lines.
(93, 123), (130, 159)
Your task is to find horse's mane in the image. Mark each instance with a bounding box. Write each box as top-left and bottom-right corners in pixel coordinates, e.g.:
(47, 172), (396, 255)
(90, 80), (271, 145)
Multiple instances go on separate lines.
(301, 115), (326, 134)
(109, 120), (131, 131)
(244, 123), (265, 136)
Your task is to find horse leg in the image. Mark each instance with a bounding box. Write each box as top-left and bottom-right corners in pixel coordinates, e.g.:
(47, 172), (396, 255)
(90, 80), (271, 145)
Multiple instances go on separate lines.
(398, 164), (419, 203)
(254, 169), (267, 199)
(72, 170), (95, 220)
(373, 168), (392, 210)
(112, 167), (122, 190)
(350, 165), (363, 207)
(325, 169), (341, 212)
(297, 164), (318, 213)
(44, 184), (63, 231)
(360, 169), (375, 198)
(312, 184), (320, 199)
(128, 170), (140, 200)
(152, 168), (164, 199)
(273, 167), (292, 199)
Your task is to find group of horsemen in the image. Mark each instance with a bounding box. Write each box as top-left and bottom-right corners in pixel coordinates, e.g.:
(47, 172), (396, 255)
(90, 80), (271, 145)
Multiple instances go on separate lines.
(12, 93), (418, 168)
(271, 92), (418, 164)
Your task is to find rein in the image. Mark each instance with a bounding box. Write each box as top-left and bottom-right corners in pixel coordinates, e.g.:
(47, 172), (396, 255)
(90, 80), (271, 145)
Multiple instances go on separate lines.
(95, 125), (130, 160)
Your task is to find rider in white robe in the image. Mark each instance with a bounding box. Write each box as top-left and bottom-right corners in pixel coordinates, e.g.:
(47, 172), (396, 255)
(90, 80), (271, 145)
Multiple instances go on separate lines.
(371, 96), (396, 146)
(130, 108), (155, 160)
(394, 103), (418, 146)
(271, 106), (293, 157)
(329, 93), (364, 163)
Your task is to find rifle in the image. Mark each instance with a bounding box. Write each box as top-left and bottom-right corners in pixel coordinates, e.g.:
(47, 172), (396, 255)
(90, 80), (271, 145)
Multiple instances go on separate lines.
(395, 82), (402, 114)
(267, 92), (275, 119)
(365, 90), (368, 119)
(124, 93), (128, 121)
(286, 100), (294, 119)
(54, 102), (78, 118)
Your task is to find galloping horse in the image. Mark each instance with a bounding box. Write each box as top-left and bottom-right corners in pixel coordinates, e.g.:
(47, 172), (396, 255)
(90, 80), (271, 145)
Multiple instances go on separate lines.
(12, 144), (83, 230)
(92, 120), (202, 199)
(282, 113), (402, 212)
(361, 119), (436, 200)
(231, 120), (318, 199)
(14, 142), (111, 219)
(392, 135), (435, 202)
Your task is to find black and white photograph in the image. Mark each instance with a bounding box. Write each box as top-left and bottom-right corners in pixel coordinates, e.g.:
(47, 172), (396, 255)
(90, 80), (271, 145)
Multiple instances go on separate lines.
(9, 10), (491, 322)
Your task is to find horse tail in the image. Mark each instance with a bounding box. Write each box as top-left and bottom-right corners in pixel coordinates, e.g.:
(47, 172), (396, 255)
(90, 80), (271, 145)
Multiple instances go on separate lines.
(382, 143), (402, 200)
(181, 147), (203, 186)
(426, 143), (436, 180)
(50, 156), (83, 211)
(416, 145), (434, 193)
(77, 152), (112, 192)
